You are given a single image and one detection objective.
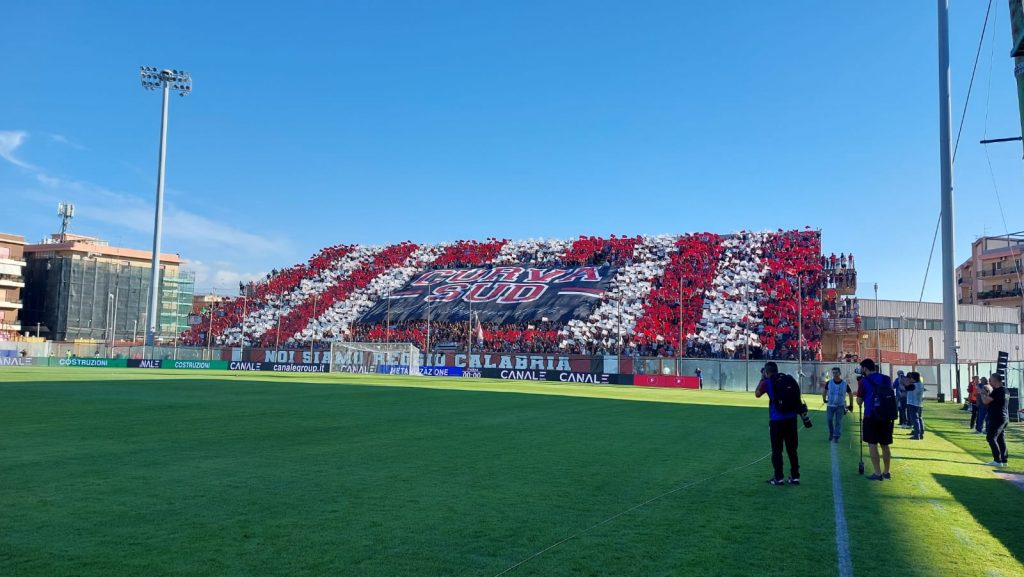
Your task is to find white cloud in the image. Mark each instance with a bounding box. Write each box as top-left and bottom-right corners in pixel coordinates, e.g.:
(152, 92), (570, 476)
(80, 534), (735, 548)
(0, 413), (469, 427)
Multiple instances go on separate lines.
(0, 130), (36, 169)
(19, 169), (290, 259)
(8, 129), (295, 295)
(35, 173), (62, 187)
(47, 133), (86, 150)
(189, 260), (267, 293)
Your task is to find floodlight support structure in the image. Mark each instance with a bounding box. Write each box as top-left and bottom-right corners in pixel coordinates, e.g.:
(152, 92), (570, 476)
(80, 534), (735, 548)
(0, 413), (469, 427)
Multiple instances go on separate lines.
(140, 67), (191, 346)
(937, 1), (959, 368)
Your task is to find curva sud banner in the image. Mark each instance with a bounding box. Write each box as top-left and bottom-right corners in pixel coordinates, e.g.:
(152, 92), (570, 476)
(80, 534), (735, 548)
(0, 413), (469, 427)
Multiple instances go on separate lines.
(357, 265), (618, 324)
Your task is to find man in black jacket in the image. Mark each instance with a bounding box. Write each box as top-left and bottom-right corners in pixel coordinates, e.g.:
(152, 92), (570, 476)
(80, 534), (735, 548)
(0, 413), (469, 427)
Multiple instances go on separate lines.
(982, 373), (1008, 467)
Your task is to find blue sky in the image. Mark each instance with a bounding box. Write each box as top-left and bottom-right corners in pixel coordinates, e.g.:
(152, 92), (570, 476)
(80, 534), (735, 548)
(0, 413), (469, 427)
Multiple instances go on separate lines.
(1, 1), (1022, 300)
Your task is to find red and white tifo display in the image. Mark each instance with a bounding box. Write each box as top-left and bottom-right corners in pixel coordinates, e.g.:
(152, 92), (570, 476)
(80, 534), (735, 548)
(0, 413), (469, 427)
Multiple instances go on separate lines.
(182, 230), (838, 362)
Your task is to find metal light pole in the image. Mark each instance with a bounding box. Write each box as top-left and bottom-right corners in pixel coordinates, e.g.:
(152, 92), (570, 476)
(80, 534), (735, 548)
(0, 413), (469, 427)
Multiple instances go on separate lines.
(275, 316), (282, 350)
(899, 314), (905, 354)
(616, 293), (622, 355)
(107, 293), (114, 351)
(240, 295), (248, 361)
(874, 282), (881, 363)
(310, 293), (319, 361)
(426, 282), (432, 358)
(385, 288), (391, 349)
(466, 297), (472, 364)
(1017, 345), (1022, 393)
(678, 279), (684, 360)
(936, 1), (959, 366)
(109, 289), (119, 352)
(206, 294), (217, 361)
(797, 273), (803, 381)
(140, 66), (191, 347)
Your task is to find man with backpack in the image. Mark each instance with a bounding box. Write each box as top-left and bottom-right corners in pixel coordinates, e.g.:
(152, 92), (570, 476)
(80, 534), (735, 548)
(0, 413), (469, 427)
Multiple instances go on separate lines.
(755, 362), (801, 486)
(857, 359), (897, 480)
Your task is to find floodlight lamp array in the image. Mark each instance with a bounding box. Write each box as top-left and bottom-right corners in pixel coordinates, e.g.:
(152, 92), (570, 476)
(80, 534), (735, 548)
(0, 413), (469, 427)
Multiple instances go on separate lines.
(139, 66), (193, 96)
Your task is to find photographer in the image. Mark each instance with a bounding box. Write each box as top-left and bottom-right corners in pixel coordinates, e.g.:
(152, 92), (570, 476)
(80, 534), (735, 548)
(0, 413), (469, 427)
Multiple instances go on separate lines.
(755, 362), (801, 486)
(856, 359), (895, 481)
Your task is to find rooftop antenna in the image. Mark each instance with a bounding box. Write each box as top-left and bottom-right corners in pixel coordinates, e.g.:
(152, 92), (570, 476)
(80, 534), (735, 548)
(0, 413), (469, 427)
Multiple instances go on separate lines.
(57, 202), (75, 243)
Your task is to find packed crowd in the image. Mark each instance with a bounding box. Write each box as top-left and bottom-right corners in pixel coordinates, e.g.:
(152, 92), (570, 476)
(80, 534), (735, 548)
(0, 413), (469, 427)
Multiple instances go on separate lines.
(352, 319), (567, 354)
(183, 231), (836, 360)
(757, 229), (824, 360)
(428, 239), (507, 270)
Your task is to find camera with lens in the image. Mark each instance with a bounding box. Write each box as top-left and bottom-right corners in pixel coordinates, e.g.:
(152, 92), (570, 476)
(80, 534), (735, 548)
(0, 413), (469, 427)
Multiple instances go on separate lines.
(798, 402), (812, 428)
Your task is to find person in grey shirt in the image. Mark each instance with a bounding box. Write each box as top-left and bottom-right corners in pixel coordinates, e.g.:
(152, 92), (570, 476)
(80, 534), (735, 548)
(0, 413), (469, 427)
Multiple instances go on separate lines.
(905, 371), (925, 440)
(822, 367), (853, 443)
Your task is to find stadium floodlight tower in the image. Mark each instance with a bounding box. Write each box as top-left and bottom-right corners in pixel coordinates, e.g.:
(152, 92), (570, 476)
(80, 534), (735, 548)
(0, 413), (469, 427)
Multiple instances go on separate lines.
(139, 66), (191, 346)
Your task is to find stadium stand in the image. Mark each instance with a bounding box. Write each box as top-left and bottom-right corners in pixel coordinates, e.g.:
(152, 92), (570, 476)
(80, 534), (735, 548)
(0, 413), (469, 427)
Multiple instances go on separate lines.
(183, 230), (833, 360)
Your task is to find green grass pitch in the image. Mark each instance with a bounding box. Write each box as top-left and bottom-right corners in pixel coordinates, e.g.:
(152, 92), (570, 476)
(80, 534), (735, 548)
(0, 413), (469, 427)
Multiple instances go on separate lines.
(1, 369), (1022, 576)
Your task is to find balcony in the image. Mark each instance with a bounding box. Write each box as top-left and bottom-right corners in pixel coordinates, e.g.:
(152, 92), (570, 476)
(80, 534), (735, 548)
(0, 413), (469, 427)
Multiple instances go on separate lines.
(0, 257), (27, 268)
(0, 277), (24, 289)
(976, 268), (1023, 279)
(824, 317), (859, 332)
(976, 288), (1024, 300)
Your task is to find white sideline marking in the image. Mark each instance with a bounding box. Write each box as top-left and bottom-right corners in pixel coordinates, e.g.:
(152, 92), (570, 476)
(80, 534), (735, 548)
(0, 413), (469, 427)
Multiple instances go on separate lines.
(830, 443), (854, 577)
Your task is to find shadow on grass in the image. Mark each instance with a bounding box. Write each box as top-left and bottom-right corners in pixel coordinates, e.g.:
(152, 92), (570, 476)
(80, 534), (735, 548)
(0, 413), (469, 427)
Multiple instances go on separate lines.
(933, 473), (1024, 567)
(894, 455), (980, 466)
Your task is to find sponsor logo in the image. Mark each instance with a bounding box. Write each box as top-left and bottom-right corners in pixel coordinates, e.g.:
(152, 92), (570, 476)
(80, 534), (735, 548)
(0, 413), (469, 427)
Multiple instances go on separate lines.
(58, 358), (110, 367)
(377, 365), (410, 375)
(557, 372), (610, 384)
(229, 362), (262, 371)
(271, 364), (328, 373)
(419, 366), (464, 377)
(481, 368), (626, 384)
(172, 361), (213, 369)
(128, 359), (163, 369)
(335, 365), (373, 374)
(0, 357), (34, 366)
(497, 369), (547, 380)
(230, 361), (329, 372)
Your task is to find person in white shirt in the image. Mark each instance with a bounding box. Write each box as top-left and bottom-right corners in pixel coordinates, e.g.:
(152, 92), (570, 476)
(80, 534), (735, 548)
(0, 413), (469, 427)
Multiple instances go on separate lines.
(822, 367), (853, 443)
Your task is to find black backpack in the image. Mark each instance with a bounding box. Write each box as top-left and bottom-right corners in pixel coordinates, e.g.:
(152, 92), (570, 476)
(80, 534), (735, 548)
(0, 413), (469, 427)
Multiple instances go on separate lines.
(870, 373), (898, 421)
(771, 373), (803, 414)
